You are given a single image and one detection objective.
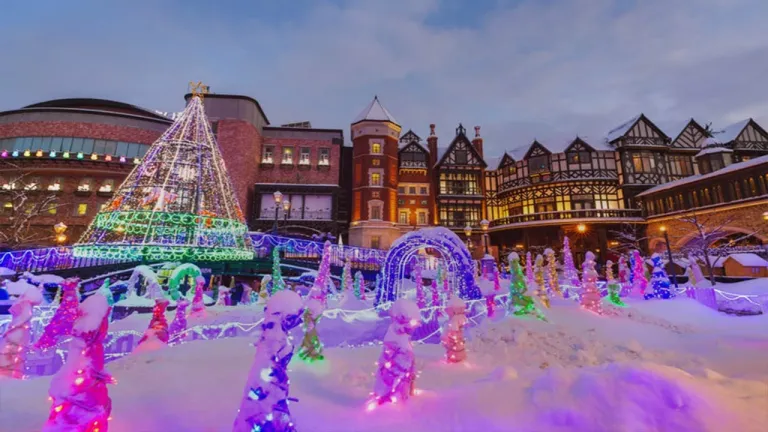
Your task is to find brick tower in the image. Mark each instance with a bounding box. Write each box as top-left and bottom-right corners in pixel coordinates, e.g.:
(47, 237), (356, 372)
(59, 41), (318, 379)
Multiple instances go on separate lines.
(349, 96), (401, 249)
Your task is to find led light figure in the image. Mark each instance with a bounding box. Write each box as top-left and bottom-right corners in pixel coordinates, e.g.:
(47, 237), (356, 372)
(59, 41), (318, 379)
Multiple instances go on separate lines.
(645, 254), (675, 300)
(507, 252), (546, 320)
(0, 285), (43, 378)
(233, 291), (304, 432)
(605, 260), (626, 307)
(580, 251), (603, 314)
(442, 296), (467, 363)
(533, 255), (551, 308)
(76, 152), (84, 159)
(368, 299), (420, 409)
(36, 278), (81, 351)
(62, 151), (70, 158)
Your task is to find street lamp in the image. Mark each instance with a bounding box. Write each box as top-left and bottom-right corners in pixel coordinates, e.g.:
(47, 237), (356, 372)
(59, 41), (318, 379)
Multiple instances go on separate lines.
(464, 223), (473, 250)
(480, 219), (490, 255)
(282, 200), (291, 234)
(763, 211), (768, 221)
(659, 225), (679, 289)
(272, 191), (283, 234)
(576, 223), (587, 233)
(53, 222), (67, 245)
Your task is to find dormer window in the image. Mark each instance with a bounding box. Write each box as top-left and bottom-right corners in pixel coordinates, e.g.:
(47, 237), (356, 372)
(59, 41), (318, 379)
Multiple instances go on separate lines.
(529, 155), (550, 174)
(567, 151), (591, 164)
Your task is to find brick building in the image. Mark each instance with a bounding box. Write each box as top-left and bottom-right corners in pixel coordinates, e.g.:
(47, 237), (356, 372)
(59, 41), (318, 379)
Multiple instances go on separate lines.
(0, 92), (349, 249)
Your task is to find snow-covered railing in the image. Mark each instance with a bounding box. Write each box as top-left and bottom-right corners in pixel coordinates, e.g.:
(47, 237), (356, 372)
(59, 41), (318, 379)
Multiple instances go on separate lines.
(0, 246), (129, 275)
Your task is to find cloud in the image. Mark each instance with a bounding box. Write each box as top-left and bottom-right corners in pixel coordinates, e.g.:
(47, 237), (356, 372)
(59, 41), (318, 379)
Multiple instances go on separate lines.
(1, 0), (767, 156)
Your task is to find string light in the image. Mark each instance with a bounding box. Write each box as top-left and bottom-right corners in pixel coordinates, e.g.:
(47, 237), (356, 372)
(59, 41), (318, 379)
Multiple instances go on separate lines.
(604, 261), (626, 307)
(71, 96), (252, 262)
(580, 252), (603, 315)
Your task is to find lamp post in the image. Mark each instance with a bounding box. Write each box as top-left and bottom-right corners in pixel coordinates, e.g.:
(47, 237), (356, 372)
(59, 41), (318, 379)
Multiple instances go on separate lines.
(272, 191), (283, 234)
(282, 200), (291, 235)
(464, 223), (473, 251)
(660, 225), (679, 288)
(53, 222), (68, 246)
(480, 219), (490, 255)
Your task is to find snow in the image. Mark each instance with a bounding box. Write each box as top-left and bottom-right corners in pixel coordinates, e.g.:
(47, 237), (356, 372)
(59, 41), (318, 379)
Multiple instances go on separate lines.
(265, 290), (304, 316)
(4, 295), (768, 431)
(1, 279), (37, 296)
(714, 119), (750, 143)
(696, 146), (733, 157)
(353, 96), (398, 125)
(637, 154), (768, 197)
(25, 273), (64, 285)
(0, 267), (14, 276)
(73, 294), (109, 333)
(723, 253), (768, 267)
(18, 285), (43, 305)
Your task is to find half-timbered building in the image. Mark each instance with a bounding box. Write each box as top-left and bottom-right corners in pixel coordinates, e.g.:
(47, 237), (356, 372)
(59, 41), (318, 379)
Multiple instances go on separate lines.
(396, 130), (432, 228)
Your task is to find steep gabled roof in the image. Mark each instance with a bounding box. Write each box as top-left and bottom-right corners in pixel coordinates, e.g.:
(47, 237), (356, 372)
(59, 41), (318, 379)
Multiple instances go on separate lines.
(400, 129), (422, 144)
(605, 113), (669, 144)
(398, 140), (429, 155)
(352, 96), (399, 126)
(498, 153), (515, 169)
(435, 126), (487, 168)
(715, 119), (751, 143)
(523, 140), (551, 159)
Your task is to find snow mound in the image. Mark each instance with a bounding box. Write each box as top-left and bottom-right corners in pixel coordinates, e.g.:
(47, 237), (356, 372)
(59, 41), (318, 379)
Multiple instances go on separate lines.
(1, 279), (36, 296)
(19, 285), (44, 305)
(0, 267), (15, 276)
(390, 298), (420, 321)
(26, 273), (64, 284)
(74, 294), (109, 333)
(508, 252), (520, 262)
(265, 290), (303, 316)
(523, 362), (762, 431)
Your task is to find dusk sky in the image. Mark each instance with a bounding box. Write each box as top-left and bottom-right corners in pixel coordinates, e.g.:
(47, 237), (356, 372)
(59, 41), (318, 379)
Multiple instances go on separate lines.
(2, 0), (768, 156)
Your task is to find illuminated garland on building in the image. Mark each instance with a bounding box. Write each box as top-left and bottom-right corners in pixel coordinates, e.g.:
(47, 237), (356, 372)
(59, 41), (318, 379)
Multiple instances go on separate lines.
(73, 95), (253, 262)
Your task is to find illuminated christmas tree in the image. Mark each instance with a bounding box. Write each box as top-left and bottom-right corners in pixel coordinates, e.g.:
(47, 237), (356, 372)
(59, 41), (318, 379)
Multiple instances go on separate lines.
(544, 248), (562, 297)
(618, 256), (630, 294)
(169, 299), (189, 343)
(308, 241), (332, 305)
(414, 262), (426, 308)
(354, 271), (365, 300)
(631, 250), (648, 297)
(298, 299), (325, 362)
(137, 299), (170, 349)
(562, 237), (580, 295)
(645, 254), (675, 300)
(96, 279), (116, 323)
(341, 260), (352, 295)
(367, 299), (420, 410)
(271, 247), (286, 294)
(580, 252), (602, 314)
(189, 276), (206, 318)
(442, 296), (467, 363)
(533, 255), (551, 308)
(604, 260), (626, 307)
(36, 278), (80, 351)
(507, 253), (546, 320)
(0, 286), (42, 378)
(525, 251), (534, 286)
(43, 294), (113, 432)
(233, 291), (304, 432)
(73, 88), (253, 262)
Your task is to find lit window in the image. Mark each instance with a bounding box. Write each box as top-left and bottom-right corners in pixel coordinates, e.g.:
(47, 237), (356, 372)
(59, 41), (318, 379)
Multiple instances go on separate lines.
(299, 148), (310, 165)
(76, 203), (88, 216)
(372, 159), (380, 166)
(48, 177), (63, 191)
(371, 173), (381, 186)
(418, 212), (427, 225)
(408, 186), (416, 194)
(370, 204), (382, 220)
(319, 148), (330, 166)
(77, 178), (92, 192)
(262, 146), (274, 163)
(48, 201), (57, 215)
(399, 211), (408, 224)
(2, 202), (12, 215)
(398, 187), (405, 194)
(99, 179), (114, 193)
(24, 177), (41, 191)
(420, 186), (427, 195)
(370, 236), (381, 249)
(281, 147), (293, 164)
(372, 143), (382, 154)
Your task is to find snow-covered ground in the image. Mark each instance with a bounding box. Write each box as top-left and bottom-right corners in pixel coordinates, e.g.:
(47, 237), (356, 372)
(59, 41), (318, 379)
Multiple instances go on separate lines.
(2, 294), (768, 432)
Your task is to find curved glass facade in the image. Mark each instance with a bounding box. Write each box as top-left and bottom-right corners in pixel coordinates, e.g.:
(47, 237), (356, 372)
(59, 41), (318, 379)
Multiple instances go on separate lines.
(0, 136), (149, 158)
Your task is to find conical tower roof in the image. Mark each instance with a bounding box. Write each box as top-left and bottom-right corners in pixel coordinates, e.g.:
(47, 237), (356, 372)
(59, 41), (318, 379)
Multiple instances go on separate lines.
(73, 95), (253, 262)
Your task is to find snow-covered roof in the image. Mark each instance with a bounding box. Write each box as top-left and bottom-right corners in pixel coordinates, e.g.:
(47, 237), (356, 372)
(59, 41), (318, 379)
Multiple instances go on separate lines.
(695, 146), (733, 157)
(502, 136), (611, 162)
(605, 114), (641, 143)
(723, 253), (768, 267)
(714, 119), (750, 143)
(636, 154), (768, 197)
(352, 96), (398, 126)
(664, 120), (694, 142)
(692, 256), (726, 268)
(485, 155), (502, 170)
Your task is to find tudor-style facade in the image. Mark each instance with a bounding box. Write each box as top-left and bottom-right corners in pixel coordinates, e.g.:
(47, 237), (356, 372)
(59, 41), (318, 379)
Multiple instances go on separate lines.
(434, 125), (487, 232)
(396, 131), (432, 228)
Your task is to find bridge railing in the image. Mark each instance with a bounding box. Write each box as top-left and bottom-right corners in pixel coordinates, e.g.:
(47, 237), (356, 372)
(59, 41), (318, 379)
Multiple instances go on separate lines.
(0, 247), (128, 275)
(1, 233), (388, 275)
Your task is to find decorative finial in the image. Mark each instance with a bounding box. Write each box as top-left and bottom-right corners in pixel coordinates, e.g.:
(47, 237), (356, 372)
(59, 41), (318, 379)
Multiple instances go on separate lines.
(474, 126), (481, 138)
(456, 123), (466, 136)
(189, 81), (210, 99)
(429, 124), (436, 136)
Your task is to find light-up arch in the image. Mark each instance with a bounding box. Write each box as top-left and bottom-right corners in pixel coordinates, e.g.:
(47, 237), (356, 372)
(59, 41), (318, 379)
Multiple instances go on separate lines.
(375, 227), (481, 306)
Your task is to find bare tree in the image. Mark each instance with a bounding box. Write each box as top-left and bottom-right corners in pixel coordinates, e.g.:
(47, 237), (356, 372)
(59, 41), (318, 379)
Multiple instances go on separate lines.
(608, 221), (648, 256)
(0, 164), (65, 249)
(675, 210), (760, 286)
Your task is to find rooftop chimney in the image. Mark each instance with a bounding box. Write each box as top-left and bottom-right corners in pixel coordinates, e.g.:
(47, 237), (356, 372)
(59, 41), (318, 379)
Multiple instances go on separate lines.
(472, 125), (484, 158)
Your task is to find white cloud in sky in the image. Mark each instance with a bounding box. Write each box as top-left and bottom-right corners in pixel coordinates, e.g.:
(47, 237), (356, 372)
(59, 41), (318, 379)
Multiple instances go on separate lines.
(1, 0), (767, 156)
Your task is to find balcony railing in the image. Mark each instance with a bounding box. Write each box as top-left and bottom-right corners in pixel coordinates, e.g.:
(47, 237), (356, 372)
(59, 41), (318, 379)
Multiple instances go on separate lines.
(258, 209), (332, 220)
(490, 209), (642, 227)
